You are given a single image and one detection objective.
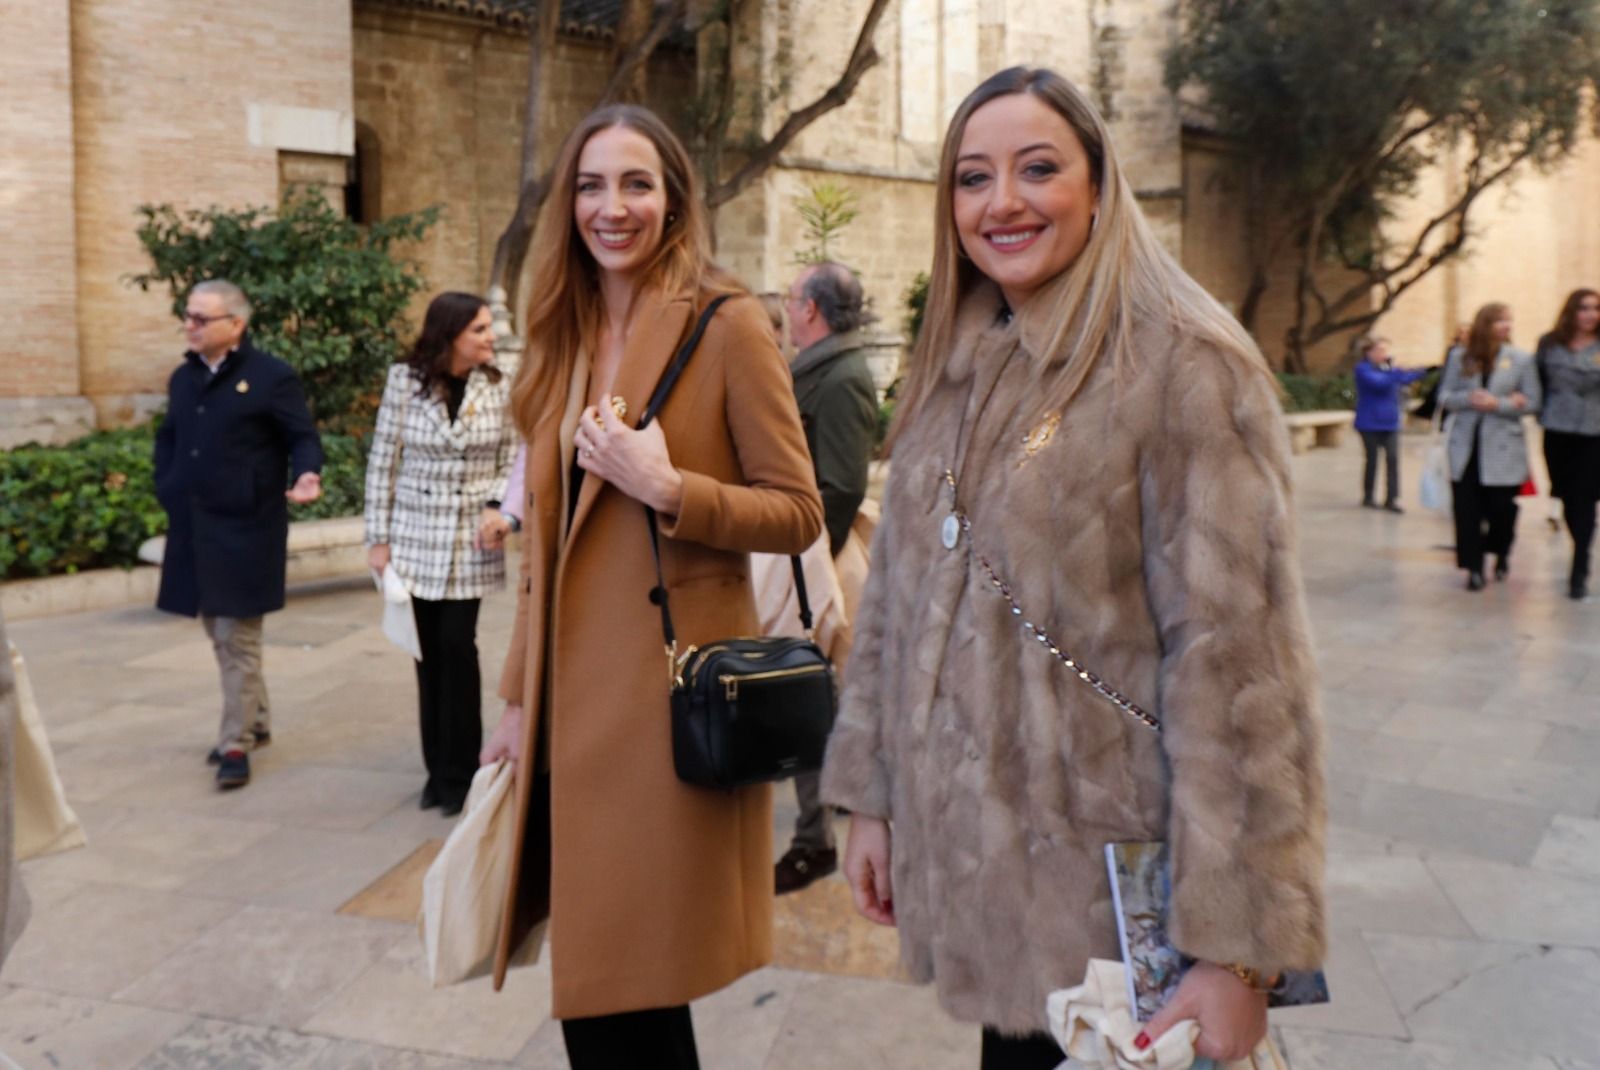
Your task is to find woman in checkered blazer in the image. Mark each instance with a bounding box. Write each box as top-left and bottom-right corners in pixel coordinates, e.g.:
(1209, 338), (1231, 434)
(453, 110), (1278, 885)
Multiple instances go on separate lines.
(364, 292), (519, 815)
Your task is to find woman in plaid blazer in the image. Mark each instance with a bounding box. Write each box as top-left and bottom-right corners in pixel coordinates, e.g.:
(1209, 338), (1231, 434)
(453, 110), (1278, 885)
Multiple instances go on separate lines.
(364, 292), (518, 814)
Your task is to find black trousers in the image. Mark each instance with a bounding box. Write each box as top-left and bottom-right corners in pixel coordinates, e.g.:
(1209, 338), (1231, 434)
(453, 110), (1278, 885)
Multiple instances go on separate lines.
(1360, 430), (1401, 504)
(562, 1005), (699, 1069)
(1452, 448), (1519, 573)
(980, 1027), (1066, 1070)
(410, 596), (482, 806)
(1544, 429), (1600, 586)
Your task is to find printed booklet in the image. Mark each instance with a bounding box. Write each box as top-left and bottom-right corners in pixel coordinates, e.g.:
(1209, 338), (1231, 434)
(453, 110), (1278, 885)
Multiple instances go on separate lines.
(1105, 841), (1330, 1022)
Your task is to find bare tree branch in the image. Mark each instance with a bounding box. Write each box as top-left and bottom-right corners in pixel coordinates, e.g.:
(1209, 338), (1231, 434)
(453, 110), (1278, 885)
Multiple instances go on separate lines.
(597, 0), (688, 107)
(1300, 145), (1536, 348)
(706, 0), (893, 209)
(488, 0), (562, 294)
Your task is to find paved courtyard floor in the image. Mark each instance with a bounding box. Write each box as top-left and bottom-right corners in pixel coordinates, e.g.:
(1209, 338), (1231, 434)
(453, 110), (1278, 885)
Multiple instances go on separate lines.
(3, 433), (1598, 1069)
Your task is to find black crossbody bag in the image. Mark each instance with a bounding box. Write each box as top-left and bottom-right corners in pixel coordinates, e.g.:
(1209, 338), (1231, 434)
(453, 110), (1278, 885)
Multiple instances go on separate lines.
(639, 295), (838, 790)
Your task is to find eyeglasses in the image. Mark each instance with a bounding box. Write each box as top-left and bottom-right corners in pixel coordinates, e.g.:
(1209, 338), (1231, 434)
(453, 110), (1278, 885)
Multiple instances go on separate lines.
(183, 312), (236, 327)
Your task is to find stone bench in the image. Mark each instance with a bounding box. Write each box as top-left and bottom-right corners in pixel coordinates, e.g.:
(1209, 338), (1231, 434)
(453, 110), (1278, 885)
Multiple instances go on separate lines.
(1283, 410), (1354, 454)
(138, 515), (369, 582)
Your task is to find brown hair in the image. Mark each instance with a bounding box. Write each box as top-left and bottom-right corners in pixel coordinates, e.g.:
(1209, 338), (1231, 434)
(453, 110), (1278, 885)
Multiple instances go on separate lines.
(1462, 302), (1511, 377)
(1551, 288), (1600, 347)
(887, 67), (1270, 451)
(509, 104), (740, 437)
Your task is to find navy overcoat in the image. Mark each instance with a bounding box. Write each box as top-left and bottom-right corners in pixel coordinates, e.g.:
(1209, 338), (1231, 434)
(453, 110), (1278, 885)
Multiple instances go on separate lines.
(153, 337), (323, 618)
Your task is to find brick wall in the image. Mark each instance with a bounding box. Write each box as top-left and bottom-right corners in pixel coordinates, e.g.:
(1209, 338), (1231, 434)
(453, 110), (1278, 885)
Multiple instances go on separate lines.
(70, 0), (353, 420)
(0, 2), (81, 400)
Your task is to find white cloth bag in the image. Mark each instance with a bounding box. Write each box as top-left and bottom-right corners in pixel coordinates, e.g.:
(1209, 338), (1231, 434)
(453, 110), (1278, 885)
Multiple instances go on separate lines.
(419, 759), (524, 986)
(1418, 414), (1453, 516)
(374, 567), (422, 661)
(8, 642), (86, 861)
(1045, 959), (1289, 1070)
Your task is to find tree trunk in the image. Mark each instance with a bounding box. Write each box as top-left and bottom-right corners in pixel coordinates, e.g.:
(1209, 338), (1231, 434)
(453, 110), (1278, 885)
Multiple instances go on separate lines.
(612, 0), (656, 103)
(487, 1), (560, 298)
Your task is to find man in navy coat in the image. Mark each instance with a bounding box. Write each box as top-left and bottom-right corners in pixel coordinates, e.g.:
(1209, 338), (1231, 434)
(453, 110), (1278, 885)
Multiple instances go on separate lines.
(154, 280), (324, 789)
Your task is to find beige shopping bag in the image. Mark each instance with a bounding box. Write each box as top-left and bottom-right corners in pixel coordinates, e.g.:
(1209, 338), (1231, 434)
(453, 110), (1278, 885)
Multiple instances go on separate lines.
(419, 760), (541, 986)
(1046, 959), (1289, 1070)
(8, 643), (86, 861)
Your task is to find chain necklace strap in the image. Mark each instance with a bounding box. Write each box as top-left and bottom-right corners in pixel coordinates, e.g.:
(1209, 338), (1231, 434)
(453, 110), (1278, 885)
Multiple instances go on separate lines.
(942, 468), (1161, 734)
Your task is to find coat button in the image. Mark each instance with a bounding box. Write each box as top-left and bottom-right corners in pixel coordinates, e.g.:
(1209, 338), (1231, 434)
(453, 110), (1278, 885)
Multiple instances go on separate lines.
(196, 405), (205, 414)
(190, 449), (199, 457)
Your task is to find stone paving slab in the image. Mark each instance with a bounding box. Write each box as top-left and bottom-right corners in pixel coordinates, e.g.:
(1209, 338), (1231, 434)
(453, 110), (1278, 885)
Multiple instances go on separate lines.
(3, 434), (1598, 1068)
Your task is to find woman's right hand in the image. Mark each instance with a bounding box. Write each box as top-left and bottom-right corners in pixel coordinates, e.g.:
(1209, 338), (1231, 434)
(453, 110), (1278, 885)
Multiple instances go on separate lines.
(480, 703), (524, 766)
(368, 543), (390, 575)
(843, 814), (895, 926)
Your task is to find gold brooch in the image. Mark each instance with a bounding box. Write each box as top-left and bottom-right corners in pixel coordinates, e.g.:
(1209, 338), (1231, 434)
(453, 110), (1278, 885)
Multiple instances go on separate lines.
(1019, 412), (1061, 467)
(463, 402), (476, 419)
(235, 380), (249, 394)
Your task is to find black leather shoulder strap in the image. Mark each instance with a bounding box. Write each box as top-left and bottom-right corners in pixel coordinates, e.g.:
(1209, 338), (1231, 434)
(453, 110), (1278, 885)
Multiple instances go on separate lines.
(642, 294), (815, 653)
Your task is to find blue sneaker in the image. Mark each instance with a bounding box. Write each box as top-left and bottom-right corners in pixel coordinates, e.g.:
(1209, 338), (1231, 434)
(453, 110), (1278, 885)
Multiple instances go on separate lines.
(216, 749), (250, 789)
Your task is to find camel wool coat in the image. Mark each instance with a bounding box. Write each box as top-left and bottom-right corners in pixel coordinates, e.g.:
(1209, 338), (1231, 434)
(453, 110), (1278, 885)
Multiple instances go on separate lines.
(493, 288), (823, 1018)
(821, 276), (1328, 1034)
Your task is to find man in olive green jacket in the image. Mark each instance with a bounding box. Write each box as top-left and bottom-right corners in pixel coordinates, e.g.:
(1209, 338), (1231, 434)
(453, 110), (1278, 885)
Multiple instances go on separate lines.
(775, 261), (879, 894)
(0, 606), (30, 969)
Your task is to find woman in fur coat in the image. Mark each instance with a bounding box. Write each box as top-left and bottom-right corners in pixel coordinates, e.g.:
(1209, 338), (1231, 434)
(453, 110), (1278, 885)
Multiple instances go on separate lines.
(821, 67), (1327, 1069)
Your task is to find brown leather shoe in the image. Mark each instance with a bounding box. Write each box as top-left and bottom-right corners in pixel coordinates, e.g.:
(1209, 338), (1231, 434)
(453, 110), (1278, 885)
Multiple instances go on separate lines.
(774, 845), (837, 895)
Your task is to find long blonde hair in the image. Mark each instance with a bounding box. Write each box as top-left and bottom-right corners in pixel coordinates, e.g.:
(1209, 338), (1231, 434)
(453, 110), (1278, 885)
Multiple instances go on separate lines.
(510, 104), (741, 437)
(888, 67), (1270, 450)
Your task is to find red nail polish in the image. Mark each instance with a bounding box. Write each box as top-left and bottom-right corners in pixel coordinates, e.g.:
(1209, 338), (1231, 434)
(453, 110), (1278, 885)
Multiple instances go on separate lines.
(1134, 1032), (1151, 1051)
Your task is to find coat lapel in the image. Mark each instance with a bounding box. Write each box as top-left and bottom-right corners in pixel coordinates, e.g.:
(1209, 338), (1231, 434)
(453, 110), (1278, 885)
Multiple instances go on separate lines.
(564, 292), (695, 549)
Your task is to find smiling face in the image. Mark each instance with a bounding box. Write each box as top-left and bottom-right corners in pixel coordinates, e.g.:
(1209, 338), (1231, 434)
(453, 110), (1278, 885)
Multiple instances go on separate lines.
(951, 93), (1100, 311)
(573, 124), (669, 283)
(449, 305), (495, 374)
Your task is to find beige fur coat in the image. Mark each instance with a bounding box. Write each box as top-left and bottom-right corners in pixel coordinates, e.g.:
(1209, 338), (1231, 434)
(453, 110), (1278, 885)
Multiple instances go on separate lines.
(820, 277), (1327, 1034)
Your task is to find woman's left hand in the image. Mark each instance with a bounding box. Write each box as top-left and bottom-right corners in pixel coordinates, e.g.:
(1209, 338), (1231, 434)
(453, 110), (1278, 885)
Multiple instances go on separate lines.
(573, 401), (684, 515)
(1138, 960), (1268, 1062)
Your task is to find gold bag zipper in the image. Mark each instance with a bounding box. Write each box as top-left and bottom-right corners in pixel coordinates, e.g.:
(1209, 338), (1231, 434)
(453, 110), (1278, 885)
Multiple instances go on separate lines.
(720, 664), (828, 701)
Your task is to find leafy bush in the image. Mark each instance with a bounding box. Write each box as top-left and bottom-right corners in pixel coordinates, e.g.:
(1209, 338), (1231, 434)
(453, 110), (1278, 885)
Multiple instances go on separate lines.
(0, 425), (367, 579)
(1277, 372), (1355, 413)
(0, 428), (166, 579)
(127, 193), (438, 434)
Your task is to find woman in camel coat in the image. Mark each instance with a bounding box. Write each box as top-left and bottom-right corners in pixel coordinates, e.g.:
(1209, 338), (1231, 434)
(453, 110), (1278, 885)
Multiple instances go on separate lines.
(822, 68), (1326, 1069)
(478, 104), (821, 1067)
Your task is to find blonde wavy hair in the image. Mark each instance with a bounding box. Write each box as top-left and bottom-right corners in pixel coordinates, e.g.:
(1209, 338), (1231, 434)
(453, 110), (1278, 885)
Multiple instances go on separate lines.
(510, 104), (741, 437)
(888, 67), (1271, 450)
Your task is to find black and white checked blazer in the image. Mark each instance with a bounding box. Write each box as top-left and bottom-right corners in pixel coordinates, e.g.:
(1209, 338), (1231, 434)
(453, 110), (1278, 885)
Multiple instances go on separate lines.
(364, 362), (519, 601)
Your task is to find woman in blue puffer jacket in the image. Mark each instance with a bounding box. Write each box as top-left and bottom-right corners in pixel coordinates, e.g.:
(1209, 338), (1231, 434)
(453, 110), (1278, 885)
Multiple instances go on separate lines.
(1353, 335), (1431, 512)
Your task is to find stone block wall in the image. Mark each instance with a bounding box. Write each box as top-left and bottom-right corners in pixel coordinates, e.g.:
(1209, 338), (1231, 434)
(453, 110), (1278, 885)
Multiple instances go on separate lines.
(70, 0), (354, 421)
(0, 1), (93, 444)
(352, 4), (698, 323)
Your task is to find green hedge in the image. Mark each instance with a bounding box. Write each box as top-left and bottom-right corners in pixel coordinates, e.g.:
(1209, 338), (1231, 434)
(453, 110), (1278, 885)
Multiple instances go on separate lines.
(1277, 372), (1355, 414)
(0, 424), (367, 580)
